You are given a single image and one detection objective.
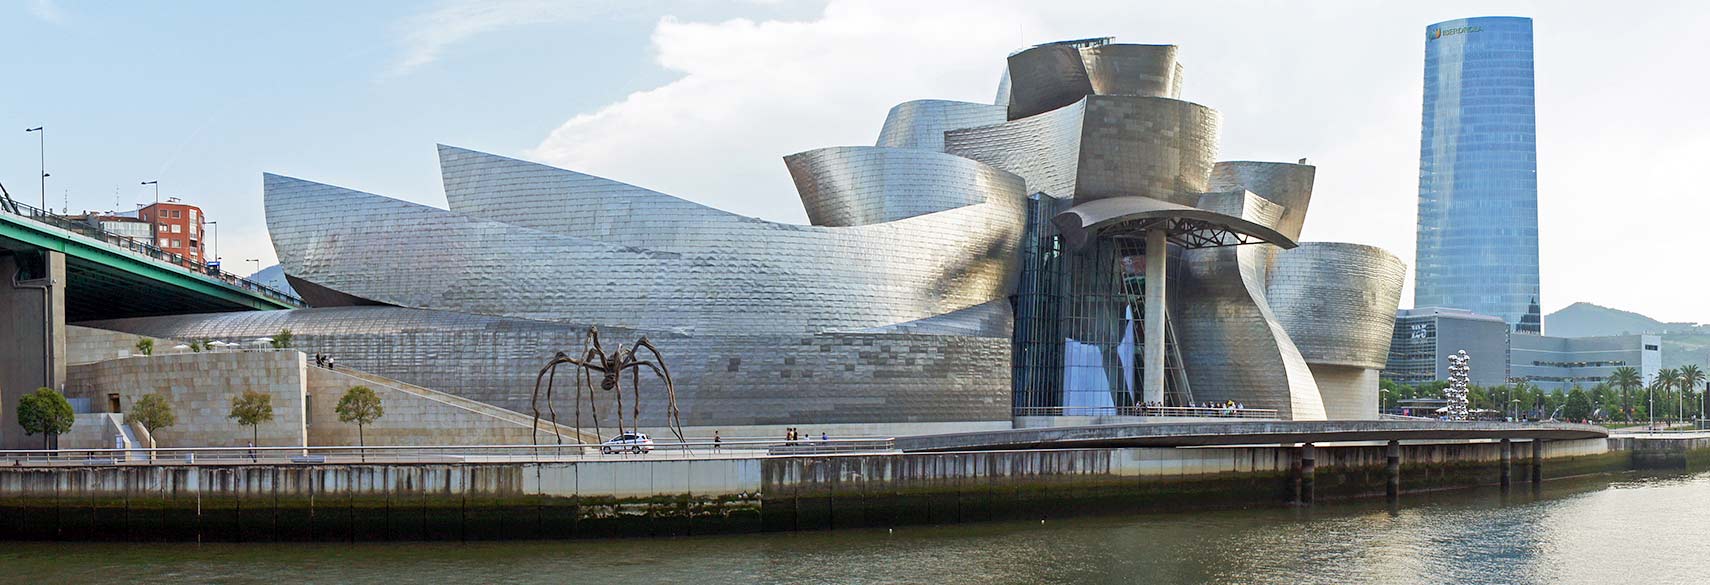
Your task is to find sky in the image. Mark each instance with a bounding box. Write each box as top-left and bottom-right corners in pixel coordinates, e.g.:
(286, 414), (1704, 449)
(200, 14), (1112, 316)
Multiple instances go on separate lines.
(2, 0), (1707, 322)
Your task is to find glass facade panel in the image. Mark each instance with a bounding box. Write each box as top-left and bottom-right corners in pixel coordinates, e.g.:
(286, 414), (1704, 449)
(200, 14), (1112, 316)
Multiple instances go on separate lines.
(1414, 16), (1541, 333)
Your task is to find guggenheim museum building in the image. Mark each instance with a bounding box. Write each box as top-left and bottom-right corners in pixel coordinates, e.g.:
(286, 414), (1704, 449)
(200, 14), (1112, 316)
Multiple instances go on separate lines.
(84, 37), (1405, 435)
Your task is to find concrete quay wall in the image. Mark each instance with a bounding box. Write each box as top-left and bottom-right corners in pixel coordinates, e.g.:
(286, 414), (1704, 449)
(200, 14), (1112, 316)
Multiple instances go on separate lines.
(0, 438), (1625, 541)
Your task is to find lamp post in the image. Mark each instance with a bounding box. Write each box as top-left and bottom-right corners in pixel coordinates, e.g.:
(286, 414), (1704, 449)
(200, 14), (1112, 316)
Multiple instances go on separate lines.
(246, 258), (260, 275)
(206, 221), (218, 262)
(141, 181), (160, 244)
(1510, 399), (1521, 423)
(25, 127), (45, 211)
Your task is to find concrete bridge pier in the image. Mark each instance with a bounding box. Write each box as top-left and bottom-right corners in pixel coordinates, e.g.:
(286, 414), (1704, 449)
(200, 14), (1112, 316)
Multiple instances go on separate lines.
(1385, 440), (1401, 501)
(0, 249), (66, 450)
(1500, 438), (1513, 491)
(1298, 442), (1316, 505)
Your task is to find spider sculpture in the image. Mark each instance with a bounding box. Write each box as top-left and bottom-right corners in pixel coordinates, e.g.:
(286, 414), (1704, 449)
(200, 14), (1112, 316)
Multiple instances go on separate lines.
(530, 327), (686, 449)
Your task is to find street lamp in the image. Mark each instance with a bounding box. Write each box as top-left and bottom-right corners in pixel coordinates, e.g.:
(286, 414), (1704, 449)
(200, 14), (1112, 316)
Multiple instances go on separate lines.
(1510, 399), (1521, 423)
(206, 221), (219, 262)
(141, 180), (159, 205)
(25, 127), (46, 211)
(246, 258), (261, 275)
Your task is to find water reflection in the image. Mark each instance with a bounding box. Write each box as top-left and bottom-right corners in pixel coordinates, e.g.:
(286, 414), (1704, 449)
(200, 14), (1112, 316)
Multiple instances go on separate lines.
(2, 471), (1702, 584)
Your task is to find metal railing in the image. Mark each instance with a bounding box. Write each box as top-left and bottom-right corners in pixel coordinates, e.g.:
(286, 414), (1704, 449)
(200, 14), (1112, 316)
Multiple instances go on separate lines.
(0, 438), (899, 467)
(1013, 405), (1281, 419)
(1, 200), (305, 307)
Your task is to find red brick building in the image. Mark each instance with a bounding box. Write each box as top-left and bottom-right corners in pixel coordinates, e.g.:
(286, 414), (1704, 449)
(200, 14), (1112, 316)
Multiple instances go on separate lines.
(138, 199), (205, 267)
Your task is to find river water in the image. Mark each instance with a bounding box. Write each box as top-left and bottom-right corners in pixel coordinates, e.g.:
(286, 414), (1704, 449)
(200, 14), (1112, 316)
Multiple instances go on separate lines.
(5, 470), (1706, 584)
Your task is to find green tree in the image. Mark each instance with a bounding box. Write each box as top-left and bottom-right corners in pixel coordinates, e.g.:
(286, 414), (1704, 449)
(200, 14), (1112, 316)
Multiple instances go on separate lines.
(134, 337), (154, 356)
(227, 390), (274, 448)
(1611, 366), (1641, 422)
(125, 393), (176, 447)
(1679, 365), (1705, 423)
(18, 387), (75, 449)
(1652, 368), (1677, 425)
(335, 385), (384, 459)
(269, 328), (293, 349)
(1564, 388), (1592, 422)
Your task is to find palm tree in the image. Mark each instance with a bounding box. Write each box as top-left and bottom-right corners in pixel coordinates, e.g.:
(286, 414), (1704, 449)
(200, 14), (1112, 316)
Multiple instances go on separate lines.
(1652, 368), (1678, 428)
(1679, 365), (1705, 427)
(1611, 366), (1641, 422)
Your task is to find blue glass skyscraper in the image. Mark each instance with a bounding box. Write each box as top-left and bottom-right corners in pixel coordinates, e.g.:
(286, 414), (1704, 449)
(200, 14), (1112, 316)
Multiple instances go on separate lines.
(1415, 16), (1540, 334)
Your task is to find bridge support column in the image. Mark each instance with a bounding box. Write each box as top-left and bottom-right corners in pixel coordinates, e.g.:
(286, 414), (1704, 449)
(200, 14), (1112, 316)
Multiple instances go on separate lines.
(1385, 440), (1401, 501)
(1298, 442), (1315, 505)
(1530, 439), (1544, 487)
(1500, 438), (1513, 491)
(0, 249), (66, 450)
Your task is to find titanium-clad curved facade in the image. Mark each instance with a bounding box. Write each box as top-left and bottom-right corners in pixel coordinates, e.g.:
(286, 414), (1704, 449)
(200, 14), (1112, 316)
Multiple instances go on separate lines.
(1005, 43), (1096, 120)
(785, 146), (1024, 228)
(1210, 161), (1315, 241)
(1267, 243), (1407, 370)
(875, 100), (1007, 152)
(1078, 44), (1182, 98)
(98, 35), (1409, 430)
(275, 150), (1029, 335)
(1171, 192), (1326, 420)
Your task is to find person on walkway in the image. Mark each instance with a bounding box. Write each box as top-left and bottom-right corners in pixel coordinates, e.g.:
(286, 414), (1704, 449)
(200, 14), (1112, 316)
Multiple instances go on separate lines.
(247, 440), (256, 462)
(713, 431), (722, 450)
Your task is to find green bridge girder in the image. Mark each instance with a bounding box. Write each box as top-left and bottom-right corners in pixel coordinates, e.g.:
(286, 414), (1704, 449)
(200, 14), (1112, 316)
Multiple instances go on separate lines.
(0, 212), (299, 321)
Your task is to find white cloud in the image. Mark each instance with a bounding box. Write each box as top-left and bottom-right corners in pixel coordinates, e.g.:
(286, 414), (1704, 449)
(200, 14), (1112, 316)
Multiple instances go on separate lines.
(29, 0), (65, 23)
(530, 0), (1039, 222)
(389, 0), (620, 77)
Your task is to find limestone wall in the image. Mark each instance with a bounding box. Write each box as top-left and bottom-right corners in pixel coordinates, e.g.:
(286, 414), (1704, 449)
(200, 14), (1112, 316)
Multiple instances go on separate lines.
(63, 351), (308, 448)
(66, 325), (157, 365)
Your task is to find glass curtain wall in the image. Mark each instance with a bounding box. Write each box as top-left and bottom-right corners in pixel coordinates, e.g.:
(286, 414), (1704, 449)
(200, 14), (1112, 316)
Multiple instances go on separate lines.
(1013, 195), (1187, 413)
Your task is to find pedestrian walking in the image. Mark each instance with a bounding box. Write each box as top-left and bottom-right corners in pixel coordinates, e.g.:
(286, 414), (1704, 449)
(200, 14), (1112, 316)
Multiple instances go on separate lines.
(247, 440), (256, 462)
(713, 431), (722, 450)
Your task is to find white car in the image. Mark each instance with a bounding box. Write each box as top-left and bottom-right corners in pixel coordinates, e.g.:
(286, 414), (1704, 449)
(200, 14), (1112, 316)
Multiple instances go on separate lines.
(600, 433), (654, 454)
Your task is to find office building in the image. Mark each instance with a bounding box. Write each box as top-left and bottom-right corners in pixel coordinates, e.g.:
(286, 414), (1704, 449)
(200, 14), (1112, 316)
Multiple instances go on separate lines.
(1414, 16), (1541, 333)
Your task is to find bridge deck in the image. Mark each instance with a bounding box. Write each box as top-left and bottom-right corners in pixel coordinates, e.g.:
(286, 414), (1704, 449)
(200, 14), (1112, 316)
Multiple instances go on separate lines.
(0, 207), (301, 319)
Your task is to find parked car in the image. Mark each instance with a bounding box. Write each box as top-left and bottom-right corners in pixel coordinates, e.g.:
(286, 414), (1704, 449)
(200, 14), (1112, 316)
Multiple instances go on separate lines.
(601, 433), (654, 454)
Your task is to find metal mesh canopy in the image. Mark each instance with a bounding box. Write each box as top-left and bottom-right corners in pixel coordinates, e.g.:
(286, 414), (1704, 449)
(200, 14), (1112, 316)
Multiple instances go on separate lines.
(1051, 195), (1297, 252)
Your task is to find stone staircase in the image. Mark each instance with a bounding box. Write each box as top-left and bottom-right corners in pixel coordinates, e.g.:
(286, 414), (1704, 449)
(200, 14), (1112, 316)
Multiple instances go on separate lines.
(323, 366), (600, 444)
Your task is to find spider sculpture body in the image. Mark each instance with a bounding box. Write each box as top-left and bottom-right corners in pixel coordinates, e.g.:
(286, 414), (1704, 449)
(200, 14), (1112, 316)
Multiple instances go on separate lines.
(530, 327), (686, 448)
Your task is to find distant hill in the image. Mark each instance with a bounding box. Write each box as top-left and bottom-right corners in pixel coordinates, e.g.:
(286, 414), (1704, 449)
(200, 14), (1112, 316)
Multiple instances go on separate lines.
(1545, 302), (1708, 371)
(1544, 302), (1666, 337)
(246, 264), (298, 298)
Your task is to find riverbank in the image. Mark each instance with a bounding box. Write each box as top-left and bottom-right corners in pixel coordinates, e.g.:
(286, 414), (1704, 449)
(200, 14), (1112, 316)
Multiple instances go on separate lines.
(0, 434), (1667, 541)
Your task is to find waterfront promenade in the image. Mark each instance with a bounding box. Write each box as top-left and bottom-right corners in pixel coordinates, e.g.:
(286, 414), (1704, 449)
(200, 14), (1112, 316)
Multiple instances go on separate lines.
(0, 419), (1667, 541)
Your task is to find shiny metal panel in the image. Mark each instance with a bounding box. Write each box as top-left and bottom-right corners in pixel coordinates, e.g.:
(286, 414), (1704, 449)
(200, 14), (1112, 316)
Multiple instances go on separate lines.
(1004, 44), (1094, 120)
(784, 146), (1024, 227)
(1079, 44), (1181, 98)
(1172, 191), (1325, 420)
(944, 99), (1086, 198)
(875, 100), (1007, 152)
(1209, 161), (1315, 241)
(1266, 242), (1406, 370)
(274, 148), (1028, 336)
(1073, 96), (1218, 205)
